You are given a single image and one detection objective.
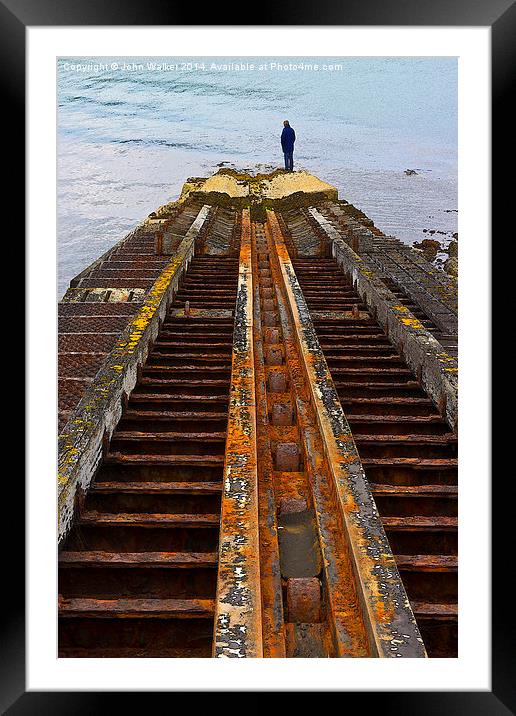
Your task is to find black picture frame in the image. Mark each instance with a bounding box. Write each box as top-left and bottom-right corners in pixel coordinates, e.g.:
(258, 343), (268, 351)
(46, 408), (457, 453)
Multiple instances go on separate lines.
(8, 0), (504, 710)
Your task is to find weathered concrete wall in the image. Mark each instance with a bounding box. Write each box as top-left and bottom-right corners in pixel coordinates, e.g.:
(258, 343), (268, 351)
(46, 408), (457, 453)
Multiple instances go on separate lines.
(57, 205), (211, 545)
(309, 207), (458, 431)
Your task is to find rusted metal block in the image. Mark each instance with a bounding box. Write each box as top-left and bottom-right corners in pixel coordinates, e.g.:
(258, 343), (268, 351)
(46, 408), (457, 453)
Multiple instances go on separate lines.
(267, 424), (298, 445)
(271, 402), (293, 426)
(264, 327), (280, 344)
(265, 345), (283, 366)
(287, 577), (321, 623)
(262, 298), (275, 312)
(275, 442), (300, 471)
(263, 311), (277, 327)
(273, 471), (307, 505)
(267, 371), (287, 394)
(279, 497), (307, 514)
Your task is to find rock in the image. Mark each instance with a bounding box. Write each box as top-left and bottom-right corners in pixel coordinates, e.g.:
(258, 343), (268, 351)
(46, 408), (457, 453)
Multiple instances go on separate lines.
(412, 238), (441, 263)
(445, 257), (458, 277)
(447, 240), (458, 259)
(404, 169), (418, 176)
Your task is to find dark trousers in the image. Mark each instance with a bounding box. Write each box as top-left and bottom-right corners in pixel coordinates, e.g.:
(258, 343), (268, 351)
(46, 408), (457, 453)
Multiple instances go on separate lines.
(283, 151), (294, 171)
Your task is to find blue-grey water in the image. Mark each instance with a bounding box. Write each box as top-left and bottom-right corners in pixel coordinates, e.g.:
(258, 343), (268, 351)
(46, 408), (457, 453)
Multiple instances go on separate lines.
(58, 57), (457, 297)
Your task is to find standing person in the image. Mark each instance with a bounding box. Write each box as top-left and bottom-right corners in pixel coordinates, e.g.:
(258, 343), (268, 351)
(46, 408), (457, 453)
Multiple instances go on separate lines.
(281, 120), (296, 172)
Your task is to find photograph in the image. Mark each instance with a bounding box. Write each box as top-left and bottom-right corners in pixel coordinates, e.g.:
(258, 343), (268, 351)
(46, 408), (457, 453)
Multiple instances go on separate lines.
(56, 55), (459, 659)
(9, 6), (502, 705)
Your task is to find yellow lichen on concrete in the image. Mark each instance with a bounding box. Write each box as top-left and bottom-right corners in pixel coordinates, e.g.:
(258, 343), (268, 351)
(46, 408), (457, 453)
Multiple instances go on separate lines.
(437, 353), (455, 363)
(113, 255), (184, 357)
(391, 305), (425, 330)
(400, 317), (425, 329)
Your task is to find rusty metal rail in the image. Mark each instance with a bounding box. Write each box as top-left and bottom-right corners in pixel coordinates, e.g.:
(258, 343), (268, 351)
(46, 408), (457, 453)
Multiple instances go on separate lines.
(213, 210), (263, 658)
(265, 210), (426, 658)
(287, 240), (458, 657)
(257, 219), (371, 656)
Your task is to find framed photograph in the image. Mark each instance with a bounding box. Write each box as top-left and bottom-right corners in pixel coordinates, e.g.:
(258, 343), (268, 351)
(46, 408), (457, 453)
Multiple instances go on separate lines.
(8, 0), (505, 709)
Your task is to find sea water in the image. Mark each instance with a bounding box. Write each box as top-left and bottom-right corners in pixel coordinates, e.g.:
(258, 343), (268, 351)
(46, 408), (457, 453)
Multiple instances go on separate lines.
(58, 56), (457, 297)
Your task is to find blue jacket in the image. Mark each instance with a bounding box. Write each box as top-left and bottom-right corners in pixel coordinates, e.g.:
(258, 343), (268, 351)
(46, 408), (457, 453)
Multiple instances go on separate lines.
(281, 126), (296, 153)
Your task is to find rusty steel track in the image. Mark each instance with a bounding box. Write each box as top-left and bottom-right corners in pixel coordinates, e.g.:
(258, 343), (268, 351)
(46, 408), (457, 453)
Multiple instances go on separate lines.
(290, 253), (458, 658)
(253, 220), (371, 656)
(242, 214), (423, 658)
(58, 197), (454, 658)
(58, 255), (239, 657)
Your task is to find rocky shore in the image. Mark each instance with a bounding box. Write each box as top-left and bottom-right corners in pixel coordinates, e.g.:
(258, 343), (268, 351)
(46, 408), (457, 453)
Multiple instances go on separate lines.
(412, 218), (458, 278)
